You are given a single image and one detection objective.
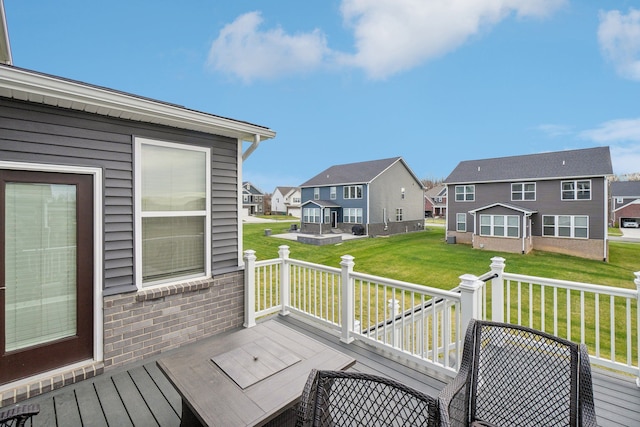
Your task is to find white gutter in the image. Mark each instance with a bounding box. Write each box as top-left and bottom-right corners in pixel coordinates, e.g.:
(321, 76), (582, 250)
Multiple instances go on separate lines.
(604, 178), (609, 261)
(0, 65), (276, 143)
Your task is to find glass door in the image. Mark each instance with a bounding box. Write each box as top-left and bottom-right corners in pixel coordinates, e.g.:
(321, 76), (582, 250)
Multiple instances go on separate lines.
(0, 170), (93, 385)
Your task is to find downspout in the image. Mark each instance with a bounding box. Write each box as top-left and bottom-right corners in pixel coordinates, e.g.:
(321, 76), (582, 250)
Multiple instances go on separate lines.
(470, 211), (476, 247)
(239, 134), (261, 264)
(242, 134), (261, 161)
(366, 183), (370, 235)
(522, 212), (532, 254)
(604, 178), (609, 261)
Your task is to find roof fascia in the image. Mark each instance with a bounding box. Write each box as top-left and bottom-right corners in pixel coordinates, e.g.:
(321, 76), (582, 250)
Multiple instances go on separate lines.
(446, 174), (612, 186)
(0, 66), (276, 142)
(469, 202), (537, 214)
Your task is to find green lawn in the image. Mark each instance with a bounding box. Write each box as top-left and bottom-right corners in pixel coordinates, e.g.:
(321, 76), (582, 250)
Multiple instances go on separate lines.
(244, 223), (640, 290)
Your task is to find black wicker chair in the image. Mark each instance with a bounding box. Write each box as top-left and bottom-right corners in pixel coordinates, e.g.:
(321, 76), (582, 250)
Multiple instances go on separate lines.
(438, 319), (597, 427)
(0, 404), (40, 427)
(296, 369), (439, 427)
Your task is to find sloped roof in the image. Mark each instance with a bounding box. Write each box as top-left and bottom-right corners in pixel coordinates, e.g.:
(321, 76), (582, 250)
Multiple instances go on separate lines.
(445, 147), (612, 184)
(275, 186), (296, 196)
(0, 64), (275, 143)
(302, 200), (341, 208)
(425, 184), (446, 198)
(611, 181), (640, 198)
(301, 157), (421, 187)
(468, 202), (537, 215)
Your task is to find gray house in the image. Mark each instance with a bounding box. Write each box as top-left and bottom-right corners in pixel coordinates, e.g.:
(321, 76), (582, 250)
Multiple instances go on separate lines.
(242, 181), (264, 216)
(0, 61), (275, 401)
(610, 181), (640, 228)
(299, 157), (424, 236)
(444, 147), (613, 261)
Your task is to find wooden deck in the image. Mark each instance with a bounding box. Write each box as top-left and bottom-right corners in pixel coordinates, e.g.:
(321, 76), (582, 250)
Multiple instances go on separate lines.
(12, 315), (640, 426)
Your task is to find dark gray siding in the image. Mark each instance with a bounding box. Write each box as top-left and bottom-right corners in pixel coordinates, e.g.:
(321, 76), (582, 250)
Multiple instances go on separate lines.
(447, 179), (608, 239)
(0, 98), (239, 295)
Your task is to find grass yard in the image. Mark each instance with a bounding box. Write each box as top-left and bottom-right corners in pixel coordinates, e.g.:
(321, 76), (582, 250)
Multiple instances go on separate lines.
(244, 222), (640, 291)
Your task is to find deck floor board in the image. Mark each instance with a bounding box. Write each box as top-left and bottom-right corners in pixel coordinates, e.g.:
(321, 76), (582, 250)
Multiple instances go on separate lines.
(11, 316), (640, 427)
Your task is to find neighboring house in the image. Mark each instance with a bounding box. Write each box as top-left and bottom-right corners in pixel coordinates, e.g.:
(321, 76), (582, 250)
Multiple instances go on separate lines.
(0, 52), (275, 398)
(610, 181), (640, 227)
(424, 184), (447, 217)
(271, 186), (301, 217)
(444, 147), (613, 261)
(242, 182), (264, 216)
(299, 157), (425, 236)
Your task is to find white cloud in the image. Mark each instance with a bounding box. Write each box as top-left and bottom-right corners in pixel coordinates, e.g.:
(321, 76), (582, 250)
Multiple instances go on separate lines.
(338, 0), (566, 79)
(580, 118), (640, 175)
(536, 123), (574, 137)
(579, 118), (640, 143)
(598, 8), (640, 81)
(207, 0), (565, 82)
(206, 12), (330, 83)
(610, 145), (640, 175)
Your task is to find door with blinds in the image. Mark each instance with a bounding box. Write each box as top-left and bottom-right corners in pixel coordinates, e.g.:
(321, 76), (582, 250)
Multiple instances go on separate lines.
(0, 170), (93, 385)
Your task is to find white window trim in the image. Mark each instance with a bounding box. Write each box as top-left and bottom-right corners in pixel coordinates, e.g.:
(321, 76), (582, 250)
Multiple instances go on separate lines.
(303, 207), (321, 223)
(456, 213), (466, 232)
(134, 137), (211, 289)
(479, 214), (520, 238)
(561, 179), (592, 201)
(343, 185), (363, 199)
(455, 185), (475, 202)
(344, 207), (363, 223)
(330, 186), (336, 200)
(542, 215), (589, 239)
(511, 182), (536, 201)
(0, 161), (104, 364)
(314, 187), (320, 200)
(395, 208), (403, 221)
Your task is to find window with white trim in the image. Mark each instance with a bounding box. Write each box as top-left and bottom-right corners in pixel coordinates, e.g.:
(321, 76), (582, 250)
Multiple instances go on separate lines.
(343, 208), (363, 223)
(511, 182), (536, 201)
(455, 185), (475, 201)
(303, 207), (321, 223)
(330, 186), (336, 200)
(561, 180), (591, 200)
(136, 138), (210, 287)
(480, 215), (519, 237)
(542, 215), (588, 238)
(456, 213), (466, 232)
(343, 185), (363, 199)
(313, 187), (320, 200)
(395, 208), (403, 221)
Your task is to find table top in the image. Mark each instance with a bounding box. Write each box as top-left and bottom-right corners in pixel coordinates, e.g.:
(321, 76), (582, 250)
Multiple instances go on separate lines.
(157, 320), (355, 426)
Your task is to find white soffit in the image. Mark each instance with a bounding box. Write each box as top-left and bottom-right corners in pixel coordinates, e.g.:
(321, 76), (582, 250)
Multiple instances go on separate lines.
(0, 65), (276, 142)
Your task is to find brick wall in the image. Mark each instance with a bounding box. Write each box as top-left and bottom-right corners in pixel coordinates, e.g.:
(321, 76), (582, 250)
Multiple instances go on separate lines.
(103, 270), (244, 370)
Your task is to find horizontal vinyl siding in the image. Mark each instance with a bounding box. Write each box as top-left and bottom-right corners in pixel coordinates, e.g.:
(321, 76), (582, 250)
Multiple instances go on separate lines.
(0, 98), (240, 294)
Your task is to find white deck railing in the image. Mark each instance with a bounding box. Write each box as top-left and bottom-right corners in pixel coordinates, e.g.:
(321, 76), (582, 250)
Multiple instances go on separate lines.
(244, 246), (640, 385)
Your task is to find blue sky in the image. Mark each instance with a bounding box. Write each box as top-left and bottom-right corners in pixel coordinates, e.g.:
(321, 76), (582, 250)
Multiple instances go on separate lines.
(4, 1), (640, 193)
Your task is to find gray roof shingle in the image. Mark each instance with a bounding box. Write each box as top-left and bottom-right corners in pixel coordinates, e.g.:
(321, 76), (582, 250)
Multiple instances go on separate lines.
(445, 147), (613, 184)
(300, 157), (404, 187)
(610, 181), (640, 197)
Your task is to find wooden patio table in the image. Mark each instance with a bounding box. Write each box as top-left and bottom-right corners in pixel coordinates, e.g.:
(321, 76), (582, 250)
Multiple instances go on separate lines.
(157, 320), (355, 426)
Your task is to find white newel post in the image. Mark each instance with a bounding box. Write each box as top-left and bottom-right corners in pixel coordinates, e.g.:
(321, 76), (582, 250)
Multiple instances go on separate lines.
(340, 255), (355, 344)
(635, 271), (640, 387)
(490, 257), (506, 322)
(279, 245), (291, 316)
(243, 250), (256, 328)
(459, 274), (483, 335)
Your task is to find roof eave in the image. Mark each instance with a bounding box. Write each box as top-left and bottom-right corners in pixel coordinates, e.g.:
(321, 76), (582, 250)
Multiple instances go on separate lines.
(0, 65), (276, 142)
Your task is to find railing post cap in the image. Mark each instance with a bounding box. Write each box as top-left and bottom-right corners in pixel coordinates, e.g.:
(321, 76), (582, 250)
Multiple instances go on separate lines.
(490, 256), (506, 265)
(634, 271), (640, 285)
(278, 245), (290, 250)
(244, 249), (256, 256)
(459, 273), (482, 289)
(340, 254), (355, 263)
